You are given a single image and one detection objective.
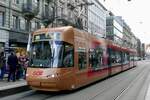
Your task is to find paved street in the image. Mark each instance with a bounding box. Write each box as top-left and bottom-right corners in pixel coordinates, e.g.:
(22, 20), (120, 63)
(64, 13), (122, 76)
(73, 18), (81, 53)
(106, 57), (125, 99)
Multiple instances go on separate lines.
(1, 60), (150, 100)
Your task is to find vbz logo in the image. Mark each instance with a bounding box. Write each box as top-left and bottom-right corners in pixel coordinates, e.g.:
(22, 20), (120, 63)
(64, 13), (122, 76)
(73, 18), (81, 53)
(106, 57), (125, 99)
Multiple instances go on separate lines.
(32, 70), (43, 76)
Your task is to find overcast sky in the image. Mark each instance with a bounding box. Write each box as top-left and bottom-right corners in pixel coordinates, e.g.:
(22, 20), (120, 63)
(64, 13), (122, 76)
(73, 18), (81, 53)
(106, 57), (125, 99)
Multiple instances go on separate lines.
(100, 0), (150, 44)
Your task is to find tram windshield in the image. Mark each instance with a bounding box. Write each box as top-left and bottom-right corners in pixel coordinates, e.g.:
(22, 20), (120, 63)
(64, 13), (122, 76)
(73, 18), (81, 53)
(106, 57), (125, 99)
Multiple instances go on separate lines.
(29, 40), (74, 68)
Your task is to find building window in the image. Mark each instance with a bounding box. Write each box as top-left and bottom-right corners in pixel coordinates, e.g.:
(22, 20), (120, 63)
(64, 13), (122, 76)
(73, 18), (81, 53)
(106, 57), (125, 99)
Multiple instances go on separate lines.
(35, 21), (40, 29)
(61, 7), (64, 16)
(44, 3), (49, 16)
(34, 0), (38, 3)
(12, 15), (18, 29)
(0, 12), (4, 26)
(13, 0), (19, 4)
(31, 21), (37, 31)
(0, 42), (4, 50)
(75, 0), (79, 3)
(33, 0), (39, 5)
(19, 17), (26, 30)
(85, 20), (87, 27)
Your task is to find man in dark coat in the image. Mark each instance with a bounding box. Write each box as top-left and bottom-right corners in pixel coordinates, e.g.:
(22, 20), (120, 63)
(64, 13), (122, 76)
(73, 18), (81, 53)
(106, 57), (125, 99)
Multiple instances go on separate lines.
(7, 52), (18, 82)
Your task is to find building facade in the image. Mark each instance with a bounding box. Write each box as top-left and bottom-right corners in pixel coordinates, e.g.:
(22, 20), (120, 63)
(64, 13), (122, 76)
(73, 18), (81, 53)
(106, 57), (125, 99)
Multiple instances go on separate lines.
(106, 12), (138, 49)
(141, 43), (146, 59)
(136, 38), (142, 59)
(39, 0), (88, 30)
(88, 0), (107, 38)
(106, 15), (124, 46)
(55, 0), (88, 31)
(0, 0), (41, 51)
(0, 0), (88, 51)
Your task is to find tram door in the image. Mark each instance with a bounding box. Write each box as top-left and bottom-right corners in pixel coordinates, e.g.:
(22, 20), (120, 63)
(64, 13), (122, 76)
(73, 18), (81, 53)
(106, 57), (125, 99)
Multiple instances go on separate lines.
(75, 38), (88, 86)
(76, 47), (88, 86)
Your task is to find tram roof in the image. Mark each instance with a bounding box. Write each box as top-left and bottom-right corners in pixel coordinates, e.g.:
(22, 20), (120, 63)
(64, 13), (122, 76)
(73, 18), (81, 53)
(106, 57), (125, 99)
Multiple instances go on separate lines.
(33, 26), (74, 34)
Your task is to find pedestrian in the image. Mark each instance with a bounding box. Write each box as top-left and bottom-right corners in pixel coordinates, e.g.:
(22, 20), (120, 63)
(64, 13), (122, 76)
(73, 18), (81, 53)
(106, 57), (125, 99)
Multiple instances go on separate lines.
(19, 54), (28, 79)
(0, 52), (5, 80)
(16, 54), (24, 80)
(7, 52), (18, 82)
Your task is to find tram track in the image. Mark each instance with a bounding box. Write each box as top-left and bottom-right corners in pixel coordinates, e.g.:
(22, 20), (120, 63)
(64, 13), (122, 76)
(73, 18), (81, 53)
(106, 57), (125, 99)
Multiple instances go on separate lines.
(113, 64), (150, 100)
(14, 90), (58, 100)
(1, 90), (57, 100)
(87, 62), (150, 100)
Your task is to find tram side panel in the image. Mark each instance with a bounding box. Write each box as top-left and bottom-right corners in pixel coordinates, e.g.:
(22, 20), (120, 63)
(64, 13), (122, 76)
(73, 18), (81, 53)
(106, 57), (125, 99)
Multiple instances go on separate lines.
(133, 54), (138, 67)
(122, 52), (130, 71)
(129, 53), (135, 68)
(87, 37), (109, 83)
(74, 30), (110, 88)
(107, 45), (122, 75)
(73, 29), (90, 88)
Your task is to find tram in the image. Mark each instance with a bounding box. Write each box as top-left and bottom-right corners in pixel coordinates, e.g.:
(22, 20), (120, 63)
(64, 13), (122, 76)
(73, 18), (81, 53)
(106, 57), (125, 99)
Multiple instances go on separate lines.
(26, 26), (137, 91)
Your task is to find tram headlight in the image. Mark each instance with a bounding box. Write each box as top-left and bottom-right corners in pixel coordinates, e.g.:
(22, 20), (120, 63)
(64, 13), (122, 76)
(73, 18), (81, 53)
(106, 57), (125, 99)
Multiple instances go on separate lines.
(51, 74), (55, 78)
(26, 74), (29, 77)
(47, 74), (58, 78)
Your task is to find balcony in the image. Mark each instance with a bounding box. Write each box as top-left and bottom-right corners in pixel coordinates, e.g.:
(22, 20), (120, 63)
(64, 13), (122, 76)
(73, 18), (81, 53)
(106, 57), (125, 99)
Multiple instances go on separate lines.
(41, 8), (54, 27)
(22, 2), (39, 19)
(57, 14), (76, 26)
(67, 1), (75, 10)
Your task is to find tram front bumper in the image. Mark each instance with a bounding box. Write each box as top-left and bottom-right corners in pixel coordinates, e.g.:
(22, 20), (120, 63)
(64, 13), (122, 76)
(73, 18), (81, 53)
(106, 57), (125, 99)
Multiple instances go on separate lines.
(27, 76), (74, 91)
(27, 76), (64, 91)
(28, 81), (59, 91)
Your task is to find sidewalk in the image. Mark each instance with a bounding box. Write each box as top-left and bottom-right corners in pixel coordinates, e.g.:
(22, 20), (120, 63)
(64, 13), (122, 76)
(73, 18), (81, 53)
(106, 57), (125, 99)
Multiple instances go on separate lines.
(0, 79), (27, 90)
(0, 78), (30, 97)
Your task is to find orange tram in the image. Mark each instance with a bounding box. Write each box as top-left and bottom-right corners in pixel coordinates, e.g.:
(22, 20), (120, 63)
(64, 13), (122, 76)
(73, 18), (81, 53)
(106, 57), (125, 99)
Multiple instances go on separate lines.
(26, 26), (137, 91)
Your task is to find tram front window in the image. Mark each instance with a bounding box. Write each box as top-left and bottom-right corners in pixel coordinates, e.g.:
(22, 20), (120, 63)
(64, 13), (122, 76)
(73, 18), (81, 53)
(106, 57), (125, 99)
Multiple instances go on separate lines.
(29, 41), (74, 68)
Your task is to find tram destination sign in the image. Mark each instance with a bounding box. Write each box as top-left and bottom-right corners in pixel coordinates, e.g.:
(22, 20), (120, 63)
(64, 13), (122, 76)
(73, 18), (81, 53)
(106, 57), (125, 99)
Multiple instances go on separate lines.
(34, 32), (61, 41)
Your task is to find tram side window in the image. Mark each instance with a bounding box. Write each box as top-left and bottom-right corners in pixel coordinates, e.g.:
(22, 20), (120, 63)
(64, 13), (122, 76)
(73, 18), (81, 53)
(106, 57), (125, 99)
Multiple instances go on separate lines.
(89, 47), (103, 69)
(127, 53), (130, 62)
(110, 50), (122, 64)
(123, 53), (129, 64)
(110, 50), (116, 64)
(116, 51), (122, 63)
(63, 44), (74, 67)
(78, 51), (87, 70)
(130, 55), (134, 61)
